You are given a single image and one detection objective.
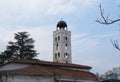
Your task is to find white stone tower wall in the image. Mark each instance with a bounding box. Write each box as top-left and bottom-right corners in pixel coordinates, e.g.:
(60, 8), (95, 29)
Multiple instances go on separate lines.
(53, 21), (72, 63)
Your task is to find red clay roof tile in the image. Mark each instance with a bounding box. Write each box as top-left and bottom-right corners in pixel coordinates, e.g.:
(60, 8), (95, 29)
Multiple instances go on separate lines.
(10, 59), (92, 69)
(2, 65), (96, 79)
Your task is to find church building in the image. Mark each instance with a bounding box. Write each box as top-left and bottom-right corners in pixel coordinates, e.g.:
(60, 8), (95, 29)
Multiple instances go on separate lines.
(0, 20), (98, 82)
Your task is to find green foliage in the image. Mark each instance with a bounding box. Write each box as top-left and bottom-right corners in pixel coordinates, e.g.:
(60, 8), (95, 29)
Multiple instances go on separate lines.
(0, 32), (38, 63)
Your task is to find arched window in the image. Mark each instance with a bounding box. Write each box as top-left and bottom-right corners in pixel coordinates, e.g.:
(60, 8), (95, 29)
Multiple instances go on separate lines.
(58, 36), (60, 41)
(66, 61), (68, 63)
(56, 44), (59, 50)
(64, 27), (67, 30)
(64, 36), (69, 42)
(65, 37), (67, 41)
(55, 53), (57, 59)
(64, 53), (68, 59)
(55, 37), (57, 42)
(65, 44), (68, 50)
(58, 53), (60, 58)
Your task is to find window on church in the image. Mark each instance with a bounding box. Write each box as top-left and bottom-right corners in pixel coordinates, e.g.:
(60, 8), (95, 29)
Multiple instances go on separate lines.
(65, 37), (67, 41)
(66, 61), (68, 63)
(56, 44), (59, 50)
(58, 53), (60, 58)
(65, 44), (68, 50)
(57, 27), (60, 30)
(55, 37), (57, 42)
(64, 27), (67, 30)
(58, 36), (60, 41)
(64, 53), (68, 59)
(64, 36), (69, 42)
(55, 53), (57, 59)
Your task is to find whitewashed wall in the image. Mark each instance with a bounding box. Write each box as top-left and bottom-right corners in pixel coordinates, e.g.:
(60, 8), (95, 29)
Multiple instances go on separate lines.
(2, 73), (97, 82)
(56, 76), (97, 82)
(3, 75), (54, 82)
(0, 63), (30, 70)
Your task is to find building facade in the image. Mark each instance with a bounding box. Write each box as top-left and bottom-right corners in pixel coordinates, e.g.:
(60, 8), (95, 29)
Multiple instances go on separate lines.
(101, 67), (120, 80)
(107, 67), (120, 80)
(0, 59), (97, 82)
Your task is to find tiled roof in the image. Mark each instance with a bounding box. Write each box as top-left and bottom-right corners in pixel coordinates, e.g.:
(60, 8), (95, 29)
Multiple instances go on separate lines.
(10, 59), (92, 69)
(1, 65), (97, 79)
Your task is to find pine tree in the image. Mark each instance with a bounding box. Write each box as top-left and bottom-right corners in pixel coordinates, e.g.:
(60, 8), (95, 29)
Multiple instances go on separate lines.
(0, 32), (38, 63)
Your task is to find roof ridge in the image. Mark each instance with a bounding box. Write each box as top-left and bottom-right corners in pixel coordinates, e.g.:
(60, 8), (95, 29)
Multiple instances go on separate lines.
(1, 59), (91, 69)
(0, 65), (96, 79)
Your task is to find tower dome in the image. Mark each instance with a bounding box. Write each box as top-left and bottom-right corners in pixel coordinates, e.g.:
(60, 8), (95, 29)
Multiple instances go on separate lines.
(57, 20), (67, 29)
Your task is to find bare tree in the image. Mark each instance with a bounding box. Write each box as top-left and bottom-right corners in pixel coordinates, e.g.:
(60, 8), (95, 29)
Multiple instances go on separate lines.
(96, 4), (120, 25)
(111, 40), (120, 51)
(96, 4), (120, 51)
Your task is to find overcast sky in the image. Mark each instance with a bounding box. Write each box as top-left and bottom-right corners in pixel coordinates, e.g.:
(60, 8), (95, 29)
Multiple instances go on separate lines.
(0, 0), (120, 74)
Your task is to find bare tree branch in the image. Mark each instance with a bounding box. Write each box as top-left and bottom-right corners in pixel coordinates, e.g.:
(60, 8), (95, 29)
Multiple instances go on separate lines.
(96, 4), (120, 25)
(111, 40), (120, 51)
(96, 4), (120, 51)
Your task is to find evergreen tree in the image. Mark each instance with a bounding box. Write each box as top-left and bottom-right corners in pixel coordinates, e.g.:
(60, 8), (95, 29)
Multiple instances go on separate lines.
(0, 32), (38, 63)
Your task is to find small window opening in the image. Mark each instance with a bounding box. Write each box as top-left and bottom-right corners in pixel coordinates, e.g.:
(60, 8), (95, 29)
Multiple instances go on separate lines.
(55, 37), (57, 42)
(66, 61), (68, 63)
(64, 36), (69, 42)
(57, 27), (60, 30)
(58, 53), (60, 57)
(64, 53), (68, 59)
(64, 27), (67, 30)
(55, 53), (57, 59)
(65, 44), (68, 50)
(65, 37), (67, 41)
(58, 36), (60, 41)
(56, 44), (59, 50)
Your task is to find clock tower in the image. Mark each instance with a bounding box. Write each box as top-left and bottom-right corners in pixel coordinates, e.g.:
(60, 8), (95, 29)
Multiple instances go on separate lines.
(53, 20), (72, 63)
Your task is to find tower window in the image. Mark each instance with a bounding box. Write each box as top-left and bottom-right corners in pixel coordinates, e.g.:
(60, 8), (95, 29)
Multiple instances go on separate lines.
(65, 37), (67, 41)
(58, 53), (60, 58)
(66, 61), (68, 63)
(64, 27), (67, 30)
(58, 36), (60, 41)
(57, 27), (59, 30)
(64, 53), (68, 59)
(56, 44), (59, 50)
(64, 36), (68, 41)
(55, 53), (57, 59)
(55, 37), (57, 42)
(65, 44), (68, 50)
